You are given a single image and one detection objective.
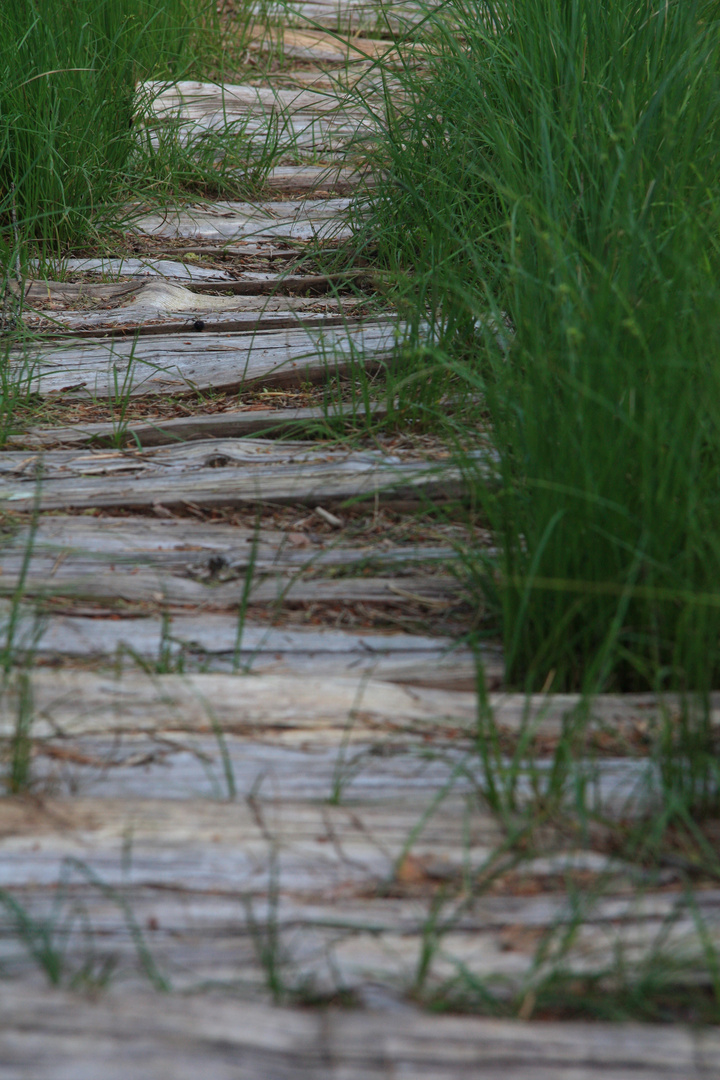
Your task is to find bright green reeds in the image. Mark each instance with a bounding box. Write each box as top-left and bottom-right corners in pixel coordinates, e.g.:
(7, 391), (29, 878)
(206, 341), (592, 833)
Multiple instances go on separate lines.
(361, 0), (720, 694)
(0, 0), (214, 255)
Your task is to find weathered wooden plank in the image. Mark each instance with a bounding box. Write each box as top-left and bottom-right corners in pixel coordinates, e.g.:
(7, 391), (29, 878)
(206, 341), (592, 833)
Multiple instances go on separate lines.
(148, 80), (360, 118)
(3, 668), (715, 742)
(12, 319), (395, 398)
(25, 299), (363, 336)
(0, 515), (454, 568)
(248, 26), (406, 62)
(0, 507), (460, 605)
(264, 163), (370, 193)
(133, 198), (352, 242)
(37, 258), (239, 282)
(0, 794), (716, 997)
(0, 510), (458, 602)
(2, 985), (716, 1080)
(0, 567), (461, 609)
(1, 611), (481, 685)
(0, 668), (477, 739)
(0, 438), (473, 512)
(273, 0), (432, 30)
(39, 257), (363, 289)
(8, 401), (385, 447)
(17, 733), (645, 805)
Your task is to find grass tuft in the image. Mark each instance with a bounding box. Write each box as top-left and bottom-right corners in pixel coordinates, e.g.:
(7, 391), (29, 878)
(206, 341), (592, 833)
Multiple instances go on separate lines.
(358, 0), (720, 704)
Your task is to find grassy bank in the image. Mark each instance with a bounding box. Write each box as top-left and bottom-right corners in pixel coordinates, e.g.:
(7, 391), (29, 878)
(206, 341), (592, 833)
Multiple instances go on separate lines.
(0, 0), (218, 263)
(359, 0), (720, 697)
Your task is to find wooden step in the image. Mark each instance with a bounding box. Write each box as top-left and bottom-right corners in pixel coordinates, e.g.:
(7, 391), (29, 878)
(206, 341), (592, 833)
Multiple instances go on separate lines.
(1, 610), (483, 685)
(133, 198), (353, 243)
(1, 984), (717, 1079)
(0, 439), (475, 512)
(9, 401), (385, 447)
(14, 319), (396, 398)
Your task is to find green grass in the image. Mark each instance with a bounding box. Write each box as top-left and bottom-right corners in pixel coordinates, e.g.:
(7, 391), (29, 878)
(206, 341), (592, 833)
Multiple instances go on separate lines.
(357, 0), (720, 701)
(0, 0), (216, 254)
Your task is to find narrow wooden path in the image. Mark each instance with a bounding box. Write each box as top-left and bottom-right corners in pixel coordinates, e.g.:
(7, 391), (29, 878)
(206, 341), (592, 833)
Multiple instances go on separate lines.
(1, 2), (718, 1075)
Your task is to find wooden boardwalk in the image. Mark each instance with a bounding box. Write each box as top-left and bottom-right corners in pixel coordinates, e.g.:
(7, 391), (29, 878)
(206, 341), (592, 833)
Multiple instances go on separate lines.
(1, 1), (718, 1074)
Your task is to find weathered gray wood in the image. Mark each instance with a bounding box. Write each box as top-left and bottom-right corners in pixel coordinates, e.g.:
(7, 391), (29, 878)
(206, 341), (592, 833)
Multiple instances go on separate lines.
(37, 259), (360, 295)
(0, 438), (474, 512)
(22, 277), (366, 335)
(0, 567), (460, 609)
(9, 401), (385, 447)
(248, 26), (405, 62)
(38, 258), (239, 281)
(2, 985), (716, 1080)
(148, 79), (363, 119)
(0, 668), (478, 739)
(273, 0), (433, 30)
(25, 300), (363, 336)
(0, 514), (453, 568)
(133, 198), (353, 242)
(2, 667), (715, 743)
(0, 794), (716, 996)
(264, 163), (370, 193)
(0, 506), (459, 605)
(2, 610), (481, 685)
(13, 319), (396, 397)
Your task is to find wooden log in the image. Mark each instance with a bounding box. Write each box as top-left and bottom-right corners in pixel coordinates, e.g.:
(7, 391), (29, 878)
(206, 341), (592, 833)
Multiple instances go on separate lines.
(263, 163), (371, 193)
(0, 567), (462, 610)
(13, 319), (396, 398)
(0, 668), (478, 739)
(8, 401), (385, 447)
(1, 984), (717, 1080)
(0, 794), (717, 995)
(24, 300), (364, 337)
(147, 80), (361, 118)
(41, 259), (362, 294)
(1, 667), (716, 743)
(247, 26), (409, 62)
(1, 611), (482, 686)
(275, 0), (431, 30)
(0, 438), (475, 512)
(132, 198), (353, 243)
(0, 514), (454, 569)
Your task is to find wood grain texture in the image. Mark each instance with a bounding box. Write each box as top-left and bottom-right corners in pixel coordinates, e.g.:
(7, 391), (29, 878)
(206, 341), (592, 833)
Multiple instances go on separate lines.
(0, 511), (459, 607)
(0, 667), (477, 738)
(248, 25), (410, 62)
(145, 80), (372, 157)
(14, 319), (396, 398)
(0, 437), (473, 512)
(38, 258), (362, 292)
(2, 667), (713, 741)
(0, 793), (716, 995)
(2, 610), (481, 684)
(0, 566), (461, 609)
(276, 0), (432, 29)
(25, 299), (363, 336)
(2, 984), (717, 1080)
(9, 401), (384, 447)
(133, 198), (353, 242)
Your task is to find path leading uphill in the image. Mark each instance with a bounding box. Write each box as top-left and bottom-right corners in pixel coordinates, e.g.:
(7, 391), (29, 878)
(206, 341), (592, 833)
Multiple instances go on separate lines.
(1, 6), (719, 1077)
